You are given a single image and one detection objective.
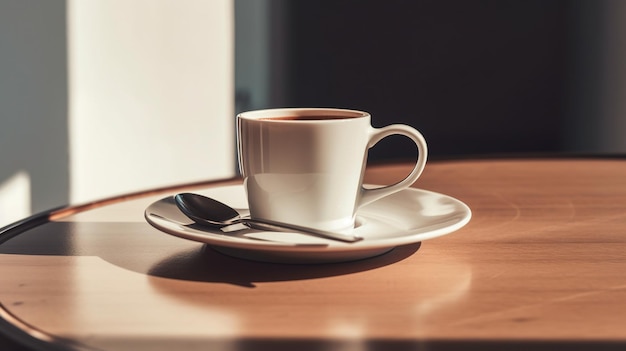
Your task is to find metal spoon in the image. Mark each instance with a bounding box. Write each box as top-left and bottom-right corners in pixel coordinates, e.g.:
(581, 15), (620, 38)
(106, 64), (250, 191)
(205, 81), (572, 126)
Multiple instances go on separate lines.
(174, 192), (362, 243)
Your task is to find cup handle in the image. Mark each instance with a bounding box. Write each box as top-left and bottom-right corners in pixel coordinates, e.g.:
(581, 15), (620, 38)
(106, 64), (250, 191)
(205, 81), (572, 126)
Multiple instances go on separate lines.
(359, 124), (428, 207)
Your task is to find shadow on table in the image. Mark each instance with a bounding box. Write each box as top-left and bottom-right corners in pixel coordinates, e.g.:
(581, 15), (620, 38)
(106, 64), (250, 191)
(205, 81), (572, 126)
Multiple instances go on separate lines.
(148, 243), (420, 287)
(230, 338), (626, 351)
(0, 221), (420, 287)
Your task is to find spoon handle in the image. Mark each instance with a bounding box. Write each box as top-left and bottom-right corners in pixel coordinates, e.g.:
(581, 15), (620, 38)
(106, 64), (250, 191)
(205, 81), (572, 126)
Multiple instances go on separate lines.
(239, 218), (363, 243)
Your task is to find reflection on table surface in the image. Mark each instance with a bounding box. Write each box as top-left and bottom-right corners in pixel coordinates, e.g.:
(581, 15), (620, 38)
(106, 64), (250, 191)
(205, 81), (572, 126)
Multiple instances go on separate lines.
(1, 158), (626, 351)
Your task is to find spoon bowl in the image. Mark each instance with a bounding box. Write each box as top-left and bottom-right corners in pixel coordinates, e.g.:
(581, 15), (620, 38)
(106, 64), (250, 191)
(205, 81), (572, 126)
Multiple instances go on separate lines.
(174, 193), (240, 227)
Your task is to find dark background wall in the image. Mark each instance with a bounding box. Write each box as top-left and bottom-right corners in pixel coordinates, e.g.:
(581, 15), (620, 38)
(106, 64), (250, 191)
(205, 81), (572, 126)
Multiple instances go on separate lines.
(235, 0), (616, 161)
(283, 0), (571, 160)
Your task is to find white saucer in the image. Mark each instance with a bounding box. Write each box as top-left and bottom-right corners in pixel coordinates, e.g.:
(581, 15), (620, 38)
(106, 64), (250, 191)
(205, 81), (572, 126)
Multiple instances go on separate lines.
(145, 185), (471, 264)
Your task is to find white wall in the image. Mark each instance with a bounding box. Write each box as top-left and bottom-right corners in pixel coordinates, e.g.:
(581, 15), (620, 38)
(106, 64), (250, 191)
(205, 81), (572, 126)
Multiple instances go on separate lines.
(0, 0), (235, 227)
(67, 0), (235, 203)
(0, 0), (69, 226)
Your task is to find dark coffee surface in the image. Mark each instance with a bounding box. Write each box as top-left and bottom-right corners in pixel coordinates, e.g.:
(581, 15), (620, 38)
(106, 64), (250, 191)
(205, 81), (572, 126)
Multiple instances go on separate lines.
(260, 115), (356, 121)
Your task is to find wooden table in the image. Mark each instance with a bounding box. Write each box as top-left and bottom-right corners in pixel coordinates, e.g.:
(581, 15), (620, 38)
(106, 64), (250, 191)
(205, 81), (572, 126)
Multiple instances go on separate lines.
(1, 158), (626, 350)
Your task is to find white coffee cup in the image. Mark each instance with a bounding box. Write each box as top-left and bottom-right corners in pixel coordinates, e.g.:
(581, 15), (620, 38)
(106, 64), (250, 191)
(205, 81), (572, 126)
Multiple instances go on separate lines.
(237, 108), (427, 231)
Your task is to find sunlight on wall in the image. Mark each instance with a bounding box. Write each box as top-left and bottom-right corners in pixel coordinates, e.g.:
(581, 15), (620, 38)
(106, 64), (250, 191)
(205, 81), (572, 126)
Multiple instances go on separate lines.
(0, 171), (31, 227)
(67, 0), (235, 204)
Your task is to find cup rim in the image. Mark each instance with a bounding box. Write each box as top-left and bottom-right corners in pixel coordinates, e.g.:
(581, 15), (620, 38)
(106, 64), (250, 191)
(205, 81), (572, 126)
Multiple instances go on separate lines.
(237, 108), (370, 122)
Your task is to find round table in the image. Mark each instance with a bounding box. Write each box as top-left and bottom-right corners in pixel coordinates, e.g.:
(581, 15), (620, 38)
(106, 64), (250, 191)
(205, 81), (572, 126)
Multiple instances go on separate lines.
(1, 158), (626, 350)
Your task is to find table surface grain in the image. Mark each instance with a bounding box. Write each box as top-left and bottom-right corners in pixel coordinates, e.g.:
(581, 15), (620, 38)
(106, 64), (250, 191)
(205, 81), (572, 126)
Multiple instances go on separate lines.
(1, 158), (626, 351)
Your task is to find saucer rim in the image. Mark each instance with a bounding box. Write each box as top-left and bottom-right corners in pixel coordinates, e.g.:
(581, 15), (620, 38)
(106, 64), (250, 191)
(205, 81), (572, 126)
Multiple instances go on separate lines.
(144, 184), (472, 254)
